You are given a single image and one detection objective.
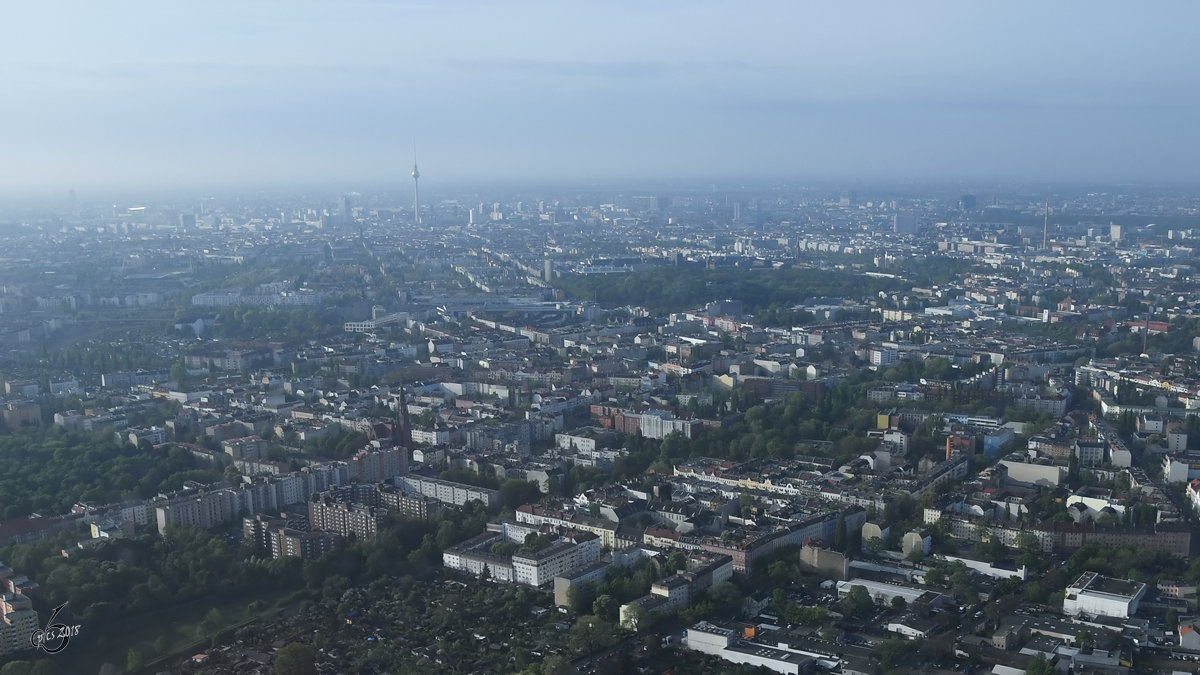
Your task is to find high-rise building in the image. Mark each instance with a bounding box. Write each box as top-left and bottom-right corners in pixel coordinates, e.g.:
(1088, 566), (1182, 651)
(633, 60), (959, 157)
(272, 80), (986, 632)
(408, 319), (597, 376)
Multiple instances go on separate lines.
(0, 591), (38, 657)
(272, 527), (340, 559)
(0, 563), (39, 657)
(347, 445), (406, 483)
(342, 194), (353, 228)
(308, 495), (386, 540)
(155, 489), (240, 535)
(243, 514), (340, 560)
(893, 213), (918, 235)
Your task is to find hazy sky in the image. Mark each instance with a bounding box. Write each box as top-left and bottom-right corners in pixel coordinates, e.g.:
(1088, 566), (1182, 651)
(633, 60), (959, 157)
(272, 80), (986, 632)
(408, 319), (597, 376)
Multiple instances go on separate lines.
(2, 1), (1199, 194)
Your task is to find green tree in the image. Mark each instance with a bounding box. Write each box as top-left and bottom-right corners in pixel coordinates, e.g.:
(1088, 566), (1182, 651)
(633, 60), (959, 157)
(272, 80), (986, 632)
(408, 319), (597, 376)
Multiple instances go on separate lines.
(170, 362), (187, 387)
(924, 564), (946, 587)
(272, 642), (317, 675)
(202, 607), (223, 636)
(498, 478), (542, 509)
(623, 602), (649, 633)
(1025, 653), (1055, 675)
(1115, 471), (1132, 494)
(665, 550), (687, 574)
(877, 638), (917, 672)
(841, 585), (873, 619)
(31, 661), (59, 675)
(30, 658), (58, 672)
(705, 582), (744, 618)
(866, 536), (884, 555)
(568, 615), (617, 655)
(566, 583), (596, 616)
(126, 648), (144, 673)
(833, 511), (848, 552)
(542, 654), (571, 675)
(592, 594), (618, 623)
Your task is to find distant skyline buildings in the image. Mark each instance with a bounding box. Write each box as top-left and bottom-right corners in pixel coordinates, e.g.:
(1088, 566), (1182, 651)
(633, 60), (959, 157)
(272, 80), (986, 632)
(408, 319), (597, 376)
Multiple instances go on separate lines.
(11, 178), (1200, 231)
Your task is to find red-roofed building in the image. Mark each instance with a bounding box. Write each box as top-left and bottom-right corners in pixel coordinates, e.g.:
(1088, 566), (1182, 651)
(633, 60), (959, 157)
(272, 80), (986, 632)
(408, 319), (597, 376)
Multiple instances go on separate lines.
(1179, 621), (1200, 650)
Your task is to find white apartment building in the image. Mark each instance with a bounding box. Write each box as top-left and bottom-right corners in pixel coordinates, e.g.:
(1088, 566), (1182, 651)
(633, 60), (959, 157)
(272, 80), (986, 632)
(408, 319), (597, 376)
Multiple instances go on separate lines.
(512, 542), (581, 587)
(397, 475), (499, 509)
(1062, 572), (1146, 619)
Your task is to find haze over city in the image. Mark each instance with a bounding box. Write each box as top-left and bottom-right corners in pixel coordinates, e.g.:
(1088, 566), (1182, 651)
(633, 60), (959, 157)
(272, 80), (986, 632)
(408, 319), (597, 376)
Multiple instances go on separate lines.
(3, 0), (1200, 198)
(7, 3), (1200, 674)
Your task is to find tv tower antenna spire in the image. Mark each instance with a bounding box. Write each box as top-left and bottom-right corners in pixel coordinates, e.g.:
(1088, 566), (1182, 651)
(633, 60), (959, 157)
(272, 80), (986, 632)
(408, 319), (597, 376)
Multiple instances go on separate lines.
(412, 143), (421, 226)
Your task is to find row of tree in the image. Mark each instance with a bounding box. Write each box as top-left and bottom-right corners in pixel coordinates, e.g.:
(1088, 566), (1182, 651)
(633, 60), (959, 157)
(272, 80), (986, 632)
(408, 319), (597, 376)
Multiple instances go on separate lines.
(0, 428), (222, 519)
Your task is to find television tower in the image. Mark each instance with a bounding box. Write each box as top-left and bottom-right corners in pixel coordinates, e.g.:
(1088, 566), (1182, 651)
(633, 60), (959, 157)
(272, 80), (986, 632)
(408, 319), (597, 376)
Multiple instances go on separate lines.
(411, 147), (421, 226)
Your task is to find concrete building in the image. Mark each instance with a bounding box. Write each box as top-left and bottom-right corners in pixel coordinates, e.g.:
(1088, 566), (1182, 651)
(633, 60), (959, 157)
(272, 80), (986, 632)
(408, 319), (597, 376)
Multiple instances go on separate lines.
(1062, 571), (1146, 619)
(797, 544), (850, 581)
(901, 530), (932, 558)
(512, 541), (581, 588)
(308, 495), (386, 540)
(245, 512), (344, 560)
(244, 515), (341, 560)
(3, 380), (38, 397)
(1187, 479), (1200, 516)
(983, 427), (1015, 457)
(935, 554), (1026, 581)
(886, 615), (939, 640)
(1169, 426), (1188, 454)
(1110, 446), (1132, 468)
(835, 579), (939, 607)
(999, 457), (1064, 487)
(870, 347), (899, 368)
(639, 410), (701, 440)
(861, 521), (891, 548)
(1074, 439), (1108, 467)
(1163, 454), (1200, 483)
(348, 446), (407, 483)
(686, 621), (812, 675)
(619, 552), (736, 628)
(516, 504), (619, 548)
(442, 533), (515, 582)
(553, 559), (611, 607)
(155, 489), (240, 535)
(2, 402), (41, 429)
(0, 589), (38, 658)
(1180, 619), (1200, 650)
(893, 213), (918, 235)
(397, 474), (499, 509)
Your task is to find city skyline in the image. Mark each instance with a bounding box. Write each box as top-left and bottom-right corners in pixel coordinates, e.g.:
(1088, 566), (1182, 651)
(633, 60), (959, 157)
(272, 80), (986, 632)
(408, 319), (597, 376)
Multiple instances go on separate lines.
(2, 1), (1199, 197)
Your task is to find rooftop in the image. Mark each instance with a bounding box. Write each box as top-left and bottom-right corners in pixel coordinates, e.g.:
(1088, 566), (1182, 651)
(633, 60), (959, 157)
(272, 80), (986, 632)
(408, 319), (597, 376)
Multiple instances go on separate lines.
(1069, 571), (1145, 599)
